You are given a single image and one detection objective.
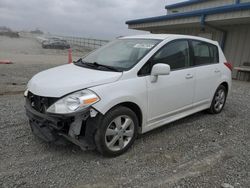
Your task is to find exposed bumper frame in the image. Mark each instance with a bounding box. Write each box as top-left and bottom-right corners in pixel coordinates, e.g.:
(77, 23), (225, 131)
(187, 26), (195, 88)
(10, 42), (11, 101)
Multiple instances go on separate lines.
(25, 99), (96, 150)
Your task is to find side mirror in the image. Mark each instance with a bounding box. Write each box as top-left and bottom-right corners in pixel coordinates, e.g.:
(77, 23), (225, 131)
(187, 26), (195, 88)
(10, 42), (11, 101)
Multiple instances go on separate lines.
(151, 63), (170, 82)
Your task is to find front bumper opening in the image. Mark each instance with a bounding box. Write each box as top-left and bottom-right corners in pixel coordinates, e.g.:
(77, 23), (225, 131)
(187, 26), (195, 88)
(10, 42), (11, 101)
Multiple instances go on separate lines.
(29, 120), (58, 142)
(25, 96), (96, 150)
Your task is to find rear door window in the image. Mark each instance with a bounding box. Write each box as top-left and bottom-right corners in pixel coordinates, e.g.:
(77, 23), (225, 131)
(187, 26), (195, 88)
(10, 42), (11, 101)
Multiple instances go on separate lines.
(191, 40), (219, 66)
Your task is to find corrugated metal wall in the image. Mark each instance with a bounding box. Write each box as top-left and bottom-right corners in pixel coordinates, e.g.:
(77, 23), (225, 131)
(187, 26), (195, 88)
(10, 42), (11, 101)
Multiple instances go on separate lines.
(168, 0), (235, 14)
(152, 25), (250, 79)
(241, 0), (250, 3)
(224, 25), (250, 79)
(128, 17), (200, 30)
(153, 27), (223, 47)
(207, 9), (250, 22)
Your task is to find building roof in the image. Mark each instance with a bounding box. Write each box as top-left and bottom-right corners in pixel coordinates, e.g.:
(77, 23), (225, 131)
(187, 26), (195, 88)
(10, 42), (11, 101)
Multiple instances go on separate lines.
(165, 0), (209, 9)
(126, 2), (250, 25)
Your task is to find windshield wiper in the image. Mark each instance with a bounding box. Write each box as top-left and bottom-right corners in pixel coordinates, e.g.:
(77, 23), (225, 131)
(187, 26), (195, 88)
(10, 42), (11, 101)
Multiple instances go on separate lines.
(74, 59), (120, 72)
(92, 62), (119, 72)
(74, 58), (86, 64)
(74, 58), (94, 67)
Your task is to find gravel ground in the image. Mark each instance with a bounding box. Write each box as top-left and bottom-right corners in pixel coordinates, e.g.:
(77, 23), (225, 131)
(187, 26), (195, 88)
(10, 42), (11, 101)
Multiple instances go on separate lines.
(0, 36), (250, 188)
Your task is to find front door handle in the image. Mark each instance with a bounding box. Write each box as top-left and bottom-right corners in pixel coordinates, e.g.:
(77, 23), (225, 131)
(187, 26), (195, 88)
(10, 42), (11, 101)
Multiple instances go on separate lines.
(185, 74), (193, 79)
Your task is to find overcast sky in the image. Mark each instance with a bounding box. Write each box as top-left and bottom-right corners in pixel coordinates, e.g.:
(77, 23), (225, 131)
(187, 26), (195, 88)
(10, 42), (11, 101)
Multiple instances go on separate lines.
(0, 0), (185, 39)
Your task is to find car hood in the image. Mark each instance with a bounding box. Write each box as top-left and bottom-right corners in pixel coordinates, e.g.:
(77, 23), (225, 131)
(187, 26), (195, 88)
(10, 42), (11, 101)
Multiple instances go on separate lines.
(28, 64), (123, 97)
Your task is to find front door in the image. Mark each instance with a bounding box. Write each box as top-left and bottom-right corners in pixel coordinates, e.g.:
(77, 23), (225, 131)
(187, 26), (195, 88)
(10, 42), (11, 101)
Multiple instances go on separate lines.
(144, 40), (195, 124)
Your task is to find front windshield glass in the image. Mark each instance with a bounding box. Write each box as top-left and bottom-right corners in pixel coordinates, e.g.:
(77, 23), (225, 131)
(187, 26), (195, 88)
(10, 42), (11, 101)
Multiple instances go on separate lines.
(81, 38), (161, 71)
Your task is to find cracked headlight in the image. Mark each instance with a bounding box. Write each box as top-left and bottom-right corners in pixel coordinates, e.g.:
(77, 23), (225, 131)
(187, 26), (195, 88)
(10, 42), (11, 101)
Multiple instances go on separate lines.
(47, 89), (100, 114)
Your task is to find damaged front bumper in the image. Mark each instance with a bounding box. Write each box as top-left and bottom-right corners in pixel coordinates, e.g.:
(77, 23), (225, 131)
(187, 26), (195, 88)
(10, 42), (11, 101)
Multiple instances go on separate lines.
(25, 99), (97, 150)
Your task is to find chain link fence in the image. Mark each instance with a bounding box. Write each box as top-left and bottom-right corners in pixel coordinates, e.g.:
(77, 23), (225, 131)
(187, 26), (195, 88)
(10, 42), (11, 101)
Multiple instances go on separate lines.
(61, 36), (109, 49)
(48, 35), (109, 49)
(20, 32), (109, 50)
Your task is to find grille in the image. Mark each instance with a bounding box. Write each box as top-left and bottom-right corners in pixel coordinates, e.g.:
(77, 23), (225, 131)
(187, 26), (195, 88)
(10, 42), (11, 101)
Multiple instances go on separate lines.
(27, 92), (58, 113)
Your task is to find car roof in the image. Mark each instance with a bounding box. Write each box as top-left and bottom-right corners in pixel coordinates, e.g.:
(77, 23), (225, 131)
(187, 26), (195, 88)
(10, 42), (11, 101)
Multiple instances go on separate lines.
(121, 34), (218, 45)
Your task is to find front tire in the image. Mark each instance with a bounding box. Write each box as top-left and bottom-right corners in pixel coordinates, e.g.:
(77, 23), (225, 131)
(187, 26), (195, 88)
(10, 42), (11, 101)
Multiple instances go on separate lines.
(95, 106), (138, 157)
(208, 85), (227, 114)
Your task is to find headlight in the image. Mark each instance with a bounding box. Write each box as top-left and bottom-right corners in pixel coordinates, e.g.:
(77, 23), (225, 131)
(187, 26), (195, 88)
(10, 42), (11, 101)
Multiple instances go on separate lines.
(47, 89), (100, 114)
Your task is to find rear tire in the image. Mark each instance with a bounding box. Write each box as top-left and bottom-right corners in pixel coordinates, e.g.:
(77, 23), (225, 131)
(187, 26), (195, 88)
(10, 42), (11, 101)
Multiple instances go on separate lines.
(208, 85), (227, 114)
(94, 106), (138, 157)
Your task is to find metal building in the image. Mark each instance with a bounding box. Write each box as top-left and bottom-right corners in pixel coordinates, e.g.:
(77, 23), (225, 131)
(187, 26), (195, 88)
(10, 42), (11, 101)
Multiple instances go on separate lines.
(126, 0), (250, 80)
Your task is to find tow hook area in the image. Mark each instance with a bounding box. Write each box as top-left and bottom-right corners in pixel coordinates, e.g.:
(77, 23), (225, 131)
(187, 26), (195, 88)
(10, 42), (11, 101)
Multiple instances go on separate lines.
(59, 133), (95, 151)
(68, 115), (83, 138)
(59, 108), (99, 151)
(90, 108), (98, 117)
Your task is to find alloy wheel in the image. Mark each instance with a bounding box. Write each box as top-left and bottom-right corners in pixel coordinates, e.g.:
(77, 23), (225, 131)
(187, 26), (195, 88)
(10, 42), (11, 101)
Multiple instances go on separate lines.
(105, 115), (134, 151)
(214, 89), (226, 112)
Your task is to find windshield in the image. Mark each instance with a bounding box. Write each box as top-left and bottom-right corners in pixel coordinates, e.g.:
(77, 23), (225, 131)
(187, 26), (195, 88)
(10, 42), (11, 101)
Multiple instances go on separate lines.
(80, 38), (161, 71)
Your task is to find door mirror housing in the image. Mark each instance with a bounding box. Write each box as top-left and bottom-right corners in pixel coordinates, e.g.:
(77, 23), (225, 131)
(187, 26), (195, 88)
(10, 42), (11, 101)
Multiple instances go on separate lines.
(151, 63), (170, 82)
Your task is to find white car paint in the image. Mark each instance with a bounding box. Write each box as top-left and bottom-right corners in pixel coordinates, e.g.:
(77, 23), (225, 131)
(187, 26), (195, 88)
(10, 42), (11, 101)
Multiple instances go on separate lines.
(27, 34), (232, 134)
(146, 68), (196, 123)
(28, 64), (122, 97)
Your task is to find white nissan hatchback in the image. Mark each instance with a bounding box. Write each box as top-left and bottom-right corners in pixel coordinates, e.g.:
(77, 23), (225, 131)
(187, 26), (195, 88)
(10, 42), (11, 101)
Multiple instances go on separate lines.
(25, 34), (232, 157)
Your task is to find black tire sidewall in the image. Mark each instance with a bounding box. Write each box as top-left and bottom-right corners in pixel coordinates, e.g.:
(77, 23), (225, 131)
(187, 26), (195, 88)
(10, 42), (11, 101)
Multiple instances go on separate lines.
(95, 106), (138, 157)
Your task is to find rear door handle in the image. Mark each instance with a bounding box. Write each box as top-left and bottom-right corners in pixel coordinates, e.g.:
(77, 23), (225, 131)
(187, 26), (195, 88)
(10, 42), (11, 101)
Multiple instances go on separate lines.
(185, 74), (193, 79)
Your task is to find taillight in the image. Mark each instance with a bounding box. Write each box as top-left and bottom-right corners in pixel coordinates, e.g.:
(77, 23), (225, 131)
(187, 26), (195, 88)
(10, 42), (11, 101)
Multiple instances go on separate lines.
(224, 62), (233, 71)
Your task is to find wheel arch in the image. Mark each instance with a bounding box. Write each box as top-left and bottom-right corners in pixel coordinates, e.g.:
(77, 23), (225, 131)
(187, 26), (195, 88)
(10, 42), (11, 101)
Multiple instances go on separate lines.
(84, 100), (144, 150)
(92, 93), (146, 131)
(109, 102), (143, 130)
(220, 81), (229, 94)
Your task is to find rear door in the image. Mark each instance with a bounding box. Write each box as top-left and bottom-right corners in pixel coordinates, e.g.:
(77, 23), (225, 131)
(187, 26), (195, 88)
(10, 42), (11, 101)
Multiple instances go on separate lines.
(190, 40), (221, 104)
